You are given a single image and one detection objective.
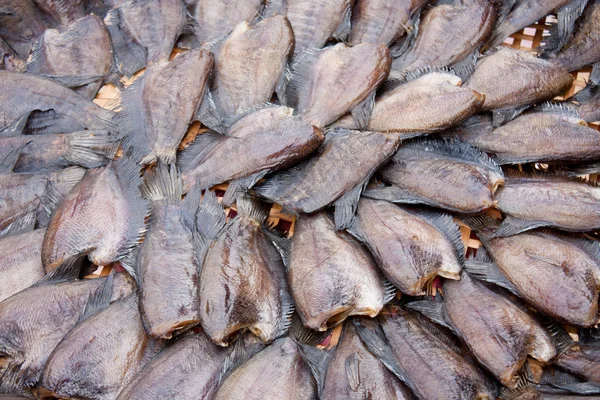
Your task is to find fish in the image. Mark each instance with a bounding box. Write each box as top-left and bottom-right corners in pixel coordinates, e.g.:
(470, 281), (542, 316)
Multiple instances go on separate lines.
(466, 47), (574, 125)
(0, 167), (85, 238)
(195, 191), (293, 346)
(334, 70), (484, 134)
(116, 330), (230, 400)
(0, 271), (113, 396)
(120, 48), (213, 164)
(41, 158), (148, 277)
(0, 0), (46, 59)
(207, 15), (293, 126)
(213, 337), (318, 400)
(349, 199), (463, 296)
(452, 104), (600, 165)
(255, 129), (402, 230)
(555, 329), (600, 385)
(364, 138), (504, 213)
(178, 105), (324, 201)
(0, 37), (25, 72)
(408, 272), (556, 388)
(463, 217), (600, 327)
(493, 169), (600, 235)
(355, 306), (498, 399)
(31, 0), (87, 28)
(0, 228), (46, 303)
(348, 0), (428, 48)
(0, 130), (120, 173)
(285, 43), (391, 128)
(38, 294), (165, 400)
(390, 0), (495, 80)
(106, 0), (187, 77)
(0, 71), (116, 135)
(320, 322), (414, 399)
(573, 81), (600, 123)
(26, 15), (117, 100)
(287, 211), (393, 331)
(136, 164), (201, 339)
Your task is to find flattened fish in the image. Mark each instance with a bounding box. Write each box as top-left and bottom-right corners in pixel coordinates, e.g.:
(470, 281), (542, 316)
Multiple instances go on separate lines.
(288, 211), (392, 331)
(31, 0), (86, 28)
(120, 48), (213, 164)
(26, 15), (116, 100)
(355, 306), (498, 400)
(365, 138), (504, 213)
(464, 218), (600, 327)
(321, 322), (413, 400)
(391, 0), (495, 80)
(334, 70), (483, 134)
(0, 71), (116, 135)
(350, 199), (463, 296)
(209, 15), (293, 123)
(196, 192), (292, 346)
(39, 294), (165, 400)
(116, 331), (230, 400)
(42, 158), (148, 276)
(556, 330), (600, 384)
(348, 0), (428, 47)
(137, 164), (201, 339)
(213, 337), (318, 400)
(0, 0), (46, 59)
(0, 229), (46, 303)
(178, 106), (323, 196)
(286, 43), (391, 128)
(409, 272), (556, 388)
(493, 169), (600, 235)
(0, 130), (119, 173)
(255, 129), (401, 230)
(190, 0), (265, 44)
(106, 0), (187, 77)
(573, 82), (600, 123)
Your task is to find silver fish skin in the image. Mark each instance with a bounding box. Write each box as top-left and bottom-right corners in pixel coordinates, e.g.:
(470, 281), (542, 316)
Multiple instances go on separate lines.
(116, 331), (229, 400)
(31, 0), (86, 28)
(190, 0), (265, 44)
(0, 229), (46, 303)
(335, 71), (483, 133)
(26, 15), (114, 100)
(321, 322), (413, 400)
(210, 15), (294, 121)
(466, 47), (574, 112)
(213, 337), (318, 400)
(0, 0), (46, 59)
(351, 199), (462, 296)
(289, 211), (389, 331)
(120, 48), (213, 165)
(39, 294), (165, 400)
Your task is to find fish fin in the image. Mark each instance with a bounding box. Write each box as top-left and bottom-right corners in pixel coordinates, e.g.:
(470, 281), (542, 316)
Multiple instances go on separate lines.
(535, 101), (581, 118)
(39, 167), (87, 227)
(176, 130), (225, 173)
(65, 130), (120, 168)
(219, 331), (266, 384)
(196, 91), (226, 133)
(0, 141), (28, 172)
(263, 0), (287, 17)
(464, 248), (520, 296)
(0, 114), (29, 137)
(334, 177), (370, 231)
(39, 74), (104, 88)
(79, 273), (114, 322)
(26, 34), (45, 73)
(344, 352), (361, 391)
(406, 300), (452, 330)
(572, 82), (600, 104)
(235, 194), (270, 223)
(120, 246), (141, 286)
(182, 183), (202, 223)
(450, 50), (479, 81)
(297, 342), (332, 398)
(492, 105), (529, 127)
(195, 191), (226, 264)
(284, 48), (320, 108)
(389, 10), (421, 58)
(105, 8), (147, 77)
(362, 185), (436, 207)
(543, 319), (575, 354)
(411, 208), (466, 262)
(331, 1), (352, 42)
(551, 382), (600, 395)
(591, 62), (600, 85)
(253, 162), (307, 203)
(275, 62), (292, 105)
(141, 162), (183, 204)
(0, 210), (37, 238)
(262, 227), (291, 269)
(458, 214), (500, 232)
(540, 0), (589, 56)
(491, 216), (550, 238)
(350, 90), (375, 131)
(222, 171), (269, 207)
(41, 253), (88, 282)
(498, 366), (535, 400)
(382, 279), (397, 304)
(117, 77), (152, 164)
(275, 277), (295, 339)
(289, 315), (331, 346)
(404, 65), (453, 82)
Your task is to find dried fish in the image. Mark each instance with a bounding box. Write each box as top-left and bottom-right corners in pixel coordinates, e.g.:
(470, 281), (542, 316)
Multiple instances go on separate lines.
(0, 37), (25, 72)
(574, 82), (600, 123)
(31, 0), (86, 28)
(555, 330), (600, 385)
(0, 0), (46, 59)
(190, 0), (265, 44)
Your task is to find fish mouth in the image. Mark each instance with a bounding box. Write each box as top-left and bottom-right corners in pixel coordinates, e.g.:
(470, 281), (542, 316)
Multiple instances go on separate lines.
(491, 178), (505, 193)
(311, 306), (380, 331)
(154, 319), (200, 340)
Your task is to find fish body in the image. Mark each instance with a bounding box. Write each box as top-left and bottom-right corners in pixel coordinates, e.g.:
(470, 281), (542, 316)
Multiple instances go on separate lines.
(191, 0), (265, 44)
(556, 339), (600, 384)
(0, 0), (46, 59)
(575, 83), (600, 123)
(31, 0), (86, 28)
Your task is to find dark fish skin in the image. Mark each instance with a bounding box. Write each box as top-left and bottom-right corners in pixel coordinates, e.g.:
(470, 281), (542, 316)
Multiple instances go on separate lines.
(0, 229), (45, 303)
(0, 71), (116, 134)
(289, 212), (389, 331)
(466, 47), (574, 112)
(211, 15), (294, 121)
(351, 199), (462, 296)
(391, 0), (495, 77)
(335, 71), (483, 133)
(31, 0), (86, 28)
(255, 129), (401, 215)
(0, 0), (46, 59)
(39, 294), (165, 400)
(121, 48), (213, 165)
(0, 277), (107, 396)
(575, 84), (600, 123)
(322, 323), (413, 400)
(0, 37), (25, 72)
(348, 0), (428, 46)
(213, 337), (318, 400)
(548, 0), (600, 72)
(26, 15), (114, 100)
(556, 340), (600, 384)
(116, 331), (229, 400)
(441, 273), (556, 388)
(180, 106), (324, 193)
(190, 0), (265, 44)
(378, 306), (497, 400)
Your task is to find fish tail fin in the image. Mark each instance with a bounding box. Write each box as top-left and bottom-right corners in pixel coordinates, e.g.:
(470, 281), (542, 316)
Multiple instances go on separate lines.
(406, 300), (452, 330)
(39, 167), (87, 227)
(333, 177), (370, 231)
(235, 194), (270, 223)
(219, 331), (266, 384)
(262, 227), (291, 269)
(105, 8), (147, 77)
(540, 0), (589, 56)
(65, 130), (120, 168)
(194, 190), (226, 268)
(331, 0), (352, 42)
(0, 113), (29, 137)
(79, 272), (114, 322)
(542, 318), (576, 354)
(41, 253), (89, 283)
(296, 341), (332, 398)
(141, 162), (183, 205)
(86, 105), (117, 133)
(0, 210), (37, 238)
(464, 247), (520, 295)
(0, 141), (28, 172)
